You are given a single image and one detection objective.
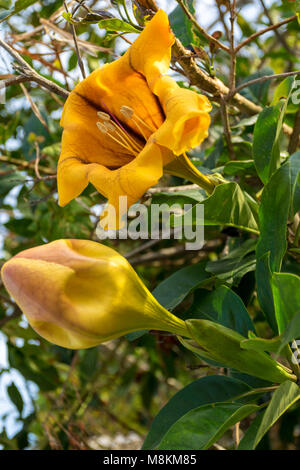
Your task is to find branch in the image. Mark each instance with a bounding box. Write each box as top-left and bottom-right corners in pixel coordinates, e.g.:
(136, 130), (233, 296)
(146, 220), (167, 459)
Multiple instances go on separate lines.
(176, 0), (230, 53)
(230, 70), (300, 97)
(259, 0), (294, 55)
(229, 0), (237, 93)
(235, 15), (297, 53)
(0, 37), (70, 99)
(171, 39), (297, 143)
(0, 155), (56, 175)
(64, 1), (86, 79)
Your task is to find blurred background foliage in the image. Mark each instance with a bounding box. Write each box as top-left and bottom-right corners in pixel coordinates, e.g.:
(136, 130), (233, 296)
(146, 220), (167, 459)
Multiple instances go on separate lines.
(0, 0), (300, 450)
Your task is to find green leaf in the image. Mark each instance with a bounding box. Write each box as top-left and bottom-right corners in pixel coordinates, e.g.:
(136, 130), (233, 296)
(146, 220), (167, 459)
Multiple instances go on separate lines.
(238, 411), (265, 450)
(281, 312), (300, 351)
(0, 0), (38, 22)
(186, 319), (293, 383)
(142, 375), (251, 449)
(152, 262), (210, 311)
(253, 381), (300, 449)
(289, 151), (300, 217)
(272, 272), (300, 334)
(257, 161), (292, 272)
(157, 402), (260, 450)
(205, 238), (257, 285)
(272, 76), (296, 105)
(256, 253), (277, 333)
(253, 102), (283, 184)
(241, 335), (282, 354)
(7, 382), (23, 415)
(169, 0), (195, 47)
(187, 286), (255, 336)
(253, 77), (295, 185)
(172, 182), (259, 234)
(224, 160), (256, 176)
(98, 18), (141, 33)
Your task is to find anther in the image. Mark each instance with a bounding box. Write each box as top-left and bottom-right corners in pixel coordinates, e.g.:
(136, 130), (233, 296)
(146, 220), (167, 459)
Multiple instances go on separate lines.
(97, 111), (111, 121)
(120, 106), (134, 119)
(96, 122), (108, 133)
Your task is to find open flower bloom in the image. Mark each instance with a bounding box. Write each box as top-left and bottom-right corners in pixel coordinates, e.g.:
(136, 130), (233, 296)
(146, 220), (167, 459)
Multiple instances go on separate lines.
(58, 9), (213, 228)
(1, 239), (190, 349)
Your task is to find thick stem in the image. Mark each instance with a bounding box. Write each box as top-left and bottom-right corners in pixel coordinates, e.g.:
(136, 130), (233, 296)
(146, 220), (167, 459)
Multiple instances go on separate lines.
(164, 154), (216, 194)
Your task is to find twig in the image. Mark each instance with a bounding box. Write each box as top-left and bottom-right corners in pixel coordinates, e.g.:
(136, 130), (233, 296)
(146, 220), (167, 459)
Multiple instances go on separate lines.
(20, 83), (49, 132)
(215, 0), (230, 42)
(0, 37), (69, 99)
(234, 422), (240, 448)
(289, 106), (300, 155)
(229, 0), (237, 93)
(176, 0), (230, 54)
(230, 70), (300, 98)
(64, 1), (86, 79)
(235, 15), (297, 53)
(34, 141), (42, 180)
(0, 155), (56, 175)
(259, 0), (294, 55)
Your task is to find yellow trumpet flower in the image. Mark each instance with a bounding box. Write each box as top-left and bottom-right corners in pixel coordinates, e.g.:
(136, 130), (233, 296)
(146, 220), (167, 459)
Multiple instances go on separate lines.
(57, 9), (213, 228)
(1, 239), (190, 349)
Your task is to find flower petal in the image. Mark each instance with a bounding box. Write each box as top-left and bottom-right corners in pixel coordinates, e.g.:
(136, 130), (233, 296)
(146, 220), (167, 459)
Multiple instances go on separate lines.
(88, 141), (165, 229)
(152, 76), (212, 155)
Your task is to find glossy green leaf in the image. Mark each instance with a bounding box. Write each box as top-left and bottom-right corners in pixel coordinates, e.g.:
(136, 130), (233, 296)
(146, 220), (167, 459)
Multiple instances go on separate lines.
(142, 375), (251, 449)
(238, 411), (265, 450)
(186, 319), (294, 383)
(169, 0), (195, 47)
(256, 253), (277, 333)
(98, 18), (141, 33)
(205, 238), (256, 285)
(272, 272), (300, 334)
(158, 402), (260, 450)
(186, 285), (255, 336)
(253, 102), (282, 184)
(152, 262), (210, 311)
(257, 161), (292, 272)
(241, 335), (282, 354)
(172, 182), (259, 234)
(254, 381), (300, 448)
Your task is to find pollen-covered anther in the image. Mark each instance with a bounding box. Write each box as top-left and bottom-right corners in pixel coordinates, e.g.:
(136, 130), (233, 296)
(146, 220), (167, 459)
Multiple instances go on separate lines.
(120, 105), (156, 138)
(96, 121), (108, 134)
(120, 105), (134, 119)
(97, 111), (111, 121)
(96, 120), (140, 156)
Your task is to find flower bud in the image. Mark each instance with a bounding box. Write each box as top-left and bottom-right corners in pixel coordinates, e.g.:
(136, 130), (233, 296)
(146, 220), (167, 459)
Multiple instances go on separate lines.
(1, 239), (190, 349)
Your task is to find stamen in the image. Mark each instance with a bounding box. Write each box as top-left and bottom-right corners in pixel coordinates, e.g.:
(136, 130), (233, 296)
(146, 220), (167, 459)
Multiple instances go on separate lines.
(96, 121), (139, 157)
(120, 105), (134, 119)
(108, 120), (143, 153)
(97, 122), (109, 133)
(97, 111), (111, 121)
(120, 105), (156, 135)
